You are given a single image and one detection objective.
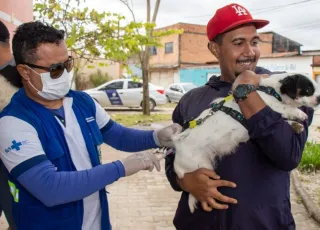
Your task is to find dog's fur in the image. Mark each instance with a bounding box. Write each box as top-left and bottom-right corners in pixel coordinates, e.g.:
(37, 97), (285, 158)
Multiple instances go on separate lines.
(172, 73), (320, 213)
(0, 73), (19, 110)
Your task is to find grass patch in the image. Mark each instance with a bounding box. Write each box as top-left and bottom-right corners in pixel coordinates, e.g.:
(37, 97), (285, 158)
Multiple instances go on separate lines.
(157, 103), (178, 108)
(110, 113), (172, 127)
(299, 141), (320, 172)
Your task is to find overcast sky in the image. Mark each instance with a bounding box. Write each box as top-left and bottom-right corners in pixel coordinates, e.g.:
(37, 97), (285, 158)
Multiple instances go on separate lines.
(84, 0), (320, 51)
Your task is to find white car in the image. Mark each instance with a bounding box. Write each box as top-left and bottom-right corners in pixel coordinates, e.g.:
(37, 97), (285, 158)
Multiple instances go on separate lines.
(165, 83), (198, 103)
(83, 79), (167, 111)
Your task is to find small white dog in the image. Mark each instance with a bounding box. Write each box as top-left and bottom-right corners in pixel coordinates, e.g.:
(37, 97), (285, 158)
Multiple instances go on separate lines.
(172, 73), (320, 213)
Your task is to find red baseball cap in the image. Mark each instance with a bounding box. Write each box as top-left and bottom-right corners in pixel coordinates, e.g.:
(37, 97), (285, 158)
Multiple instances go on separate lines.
(206, 3), (269, 41)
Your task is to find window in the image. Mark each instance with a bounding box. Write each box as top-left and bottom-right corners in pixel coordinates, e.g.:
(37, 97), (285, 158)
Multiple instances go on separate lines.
(165, 42), (173, 54)
(150, 46), (157, 55)
(104, 81), (124, 90)
(128, 81), (143, 89)
(170, 85), (177, 91)
(176, 85), (183, 92)
(181, 83), (197, 92)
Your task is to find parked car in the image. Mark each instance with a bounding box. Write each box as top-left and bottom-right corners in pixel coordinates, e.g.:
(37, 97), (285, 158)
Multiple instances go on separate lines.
(83, 79), (167, 111)
(165, 83), (197, 103)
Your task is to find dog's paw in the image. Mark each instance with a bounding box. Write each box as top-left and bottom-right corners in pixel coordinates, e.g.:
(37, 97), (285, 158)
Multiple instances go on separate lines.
(296, 110), (308, 122)
(288, 121), (305, 134)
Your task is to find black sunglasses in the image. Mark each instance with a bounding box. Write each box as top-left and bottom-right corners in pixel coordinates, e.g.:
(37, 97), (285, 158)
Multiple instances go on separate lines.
(24, 56), (74, 79)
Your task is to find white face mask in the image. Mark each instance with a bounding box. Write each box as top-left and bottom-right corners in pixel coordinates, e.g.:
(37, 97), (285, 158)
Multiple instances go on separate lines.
(27, 67), (71, 100)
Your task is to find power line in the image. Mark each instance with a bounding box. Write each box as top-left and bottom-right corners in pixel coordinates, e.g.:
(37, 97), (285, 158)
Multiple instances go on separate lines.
(253, 0), (318, 14)
(277, 21), (320, 34)
(270, 20), (320, 32)
(183, 0), (319, 19)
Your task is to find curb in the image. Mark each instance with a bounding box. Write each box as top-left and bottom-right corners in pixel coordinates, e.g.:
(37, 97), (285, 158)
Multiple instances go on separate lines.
(291, 169), (320, 224)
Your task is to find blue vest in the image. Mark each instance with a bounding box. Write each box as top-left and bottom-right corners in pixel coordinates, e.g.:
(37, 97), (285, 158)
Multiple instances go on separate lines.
(1, 88), (111, 230)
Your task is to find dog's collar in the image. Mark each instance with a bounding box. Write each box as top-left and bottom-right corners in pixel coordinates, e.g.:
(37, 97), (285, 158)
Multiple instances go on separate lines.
(211, 100), (247, 128)
(257, 86), (282, 102)
(182, 86), (281, 131)
(183, 95), (247, 130)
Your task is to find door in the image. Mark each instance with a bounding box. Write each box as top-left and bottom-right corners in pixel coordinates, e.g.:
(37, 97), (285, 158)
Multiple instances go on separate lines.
(175, 85), (184, 102)
(168, 85), (178, 102)
(101, 80), (125, 106)
(125, 80), (143, 106)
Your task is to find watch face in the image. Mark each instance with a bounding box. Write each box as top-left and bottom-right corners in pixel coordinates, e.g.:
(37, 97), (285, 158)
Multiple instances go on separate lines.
(235, 85), (247, 98)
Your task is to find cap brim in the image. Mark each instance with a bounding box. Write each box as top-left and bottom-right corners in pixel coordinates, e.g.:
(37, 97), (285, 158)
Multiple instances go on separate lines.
(220, 19), (270, 34)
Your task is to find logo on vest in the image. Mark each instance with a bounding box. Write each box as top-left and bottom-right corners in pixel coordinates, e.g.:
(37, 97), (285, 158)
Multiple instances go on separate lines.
(232, 5), (248, 16)
(86, 116), (95, 123)
(5, 140), (28, 153)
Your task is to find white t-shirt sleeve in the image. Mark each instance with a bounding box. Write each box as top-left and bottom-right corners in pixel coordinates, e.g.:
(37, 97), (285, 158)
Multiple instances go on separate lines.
(0, 116), (46, 173)
(94, 100), (111, 129)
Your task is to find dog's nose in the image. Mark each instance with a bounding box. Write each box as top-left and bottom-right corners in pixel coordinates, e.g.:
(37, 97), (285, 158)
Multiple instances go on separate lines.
(317, 96), (320, 104)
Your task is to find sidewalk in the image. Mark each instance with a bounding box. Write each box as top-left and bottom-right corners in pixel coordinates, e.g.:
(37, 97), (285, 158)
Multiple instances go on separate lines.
(104, 144), (180, 230)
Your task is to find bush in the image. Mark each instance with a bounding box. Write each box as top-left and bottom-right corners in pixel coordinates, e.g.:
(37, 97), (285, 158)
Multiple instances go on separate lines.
(299, 141), (320, 172)
(75, 73), (93, 90)
(89, 69), (111, 87)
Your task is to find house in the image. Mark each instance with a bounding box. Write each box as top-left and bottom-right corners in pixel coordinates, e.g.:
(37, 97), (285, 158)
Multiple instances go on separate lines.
(149, 22), (317, 88)
(0, 0), (33, 41)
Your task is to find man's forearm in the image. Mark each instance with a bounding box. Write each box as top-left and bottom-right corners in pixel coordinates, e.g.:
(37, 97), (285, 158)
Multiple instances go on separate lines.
(17, 160), (125, 207)
(101, 120), (158, 152)
(176, 176), (187, 191)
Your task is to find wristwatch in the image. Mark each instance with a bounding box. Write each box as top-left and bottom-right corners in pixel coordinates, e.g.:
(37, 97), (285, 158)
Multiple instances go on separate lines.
(233, 84), (257, 103)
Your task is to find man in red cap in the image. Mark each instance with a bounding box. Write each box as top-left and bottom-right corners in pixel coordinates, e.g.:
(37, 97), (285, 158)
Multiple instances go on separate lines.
(165, 3), (314, 229)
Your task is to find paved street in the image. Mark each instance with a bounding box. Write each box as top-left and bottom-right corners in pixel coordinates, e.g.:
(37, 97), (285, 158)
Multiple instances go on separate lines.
(1, 115), (320, 229)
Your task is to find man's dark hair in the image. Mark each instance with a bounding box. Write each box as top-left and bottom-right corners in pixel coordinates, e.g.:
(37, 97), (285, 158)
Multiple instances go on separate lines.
(212, 33), (224, 45)
(207, 33), (225, 52)
(0, 20), (10, 44)
(12, 21), (65, 65)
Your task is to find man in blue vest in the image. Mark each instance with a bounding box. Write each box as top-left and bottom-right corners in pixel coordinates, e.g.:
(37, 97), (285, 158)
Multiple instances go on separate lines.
(0, 21), (182, 230)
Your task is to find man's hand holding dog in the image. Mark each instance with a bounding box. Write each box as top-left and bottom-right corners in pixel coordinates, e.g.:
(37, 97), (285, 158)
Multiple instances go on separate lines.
(232, 70), (268, 119)
(176, 168), (238, 211)
(232, 70), (268, 91)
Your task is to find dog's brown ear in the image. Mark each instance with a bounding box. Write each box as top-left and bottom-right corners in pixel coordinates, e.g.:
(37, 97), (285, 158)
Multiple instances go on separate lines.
(279, 76), (298, 99)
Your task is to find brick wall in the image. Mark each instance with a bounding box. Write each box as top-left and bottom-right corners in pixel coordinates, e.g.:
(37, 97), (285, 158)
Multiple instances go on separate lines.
(149, 33), (179, 66)
(313, 56), (320, 66)
(0, 0), (33, 43)
(180, 33), (217, 64)
(259, 33), (273, 57)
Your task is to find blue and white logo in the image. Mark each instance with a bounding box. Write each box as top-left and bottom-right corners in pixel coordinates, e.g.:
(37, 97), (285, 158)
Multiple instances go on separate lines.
(5, 140), (28, 153)
(105, 89), (123, 105)
(86, 116), (95, 123)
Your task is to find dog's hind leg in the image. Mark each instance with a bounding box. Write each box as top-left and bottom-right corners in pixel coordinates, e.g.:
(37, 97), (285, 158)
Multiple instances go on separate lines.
(287, 120), (305, 133)
(188, 194), (198, 213)
(173, 160), (187, 179)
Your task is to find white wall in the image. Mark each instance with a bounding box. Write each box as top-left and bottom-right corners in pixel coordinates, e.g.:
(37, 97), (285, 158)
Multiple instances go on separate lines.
(150, 70), (177, 88)
(257, 56), (313, 78)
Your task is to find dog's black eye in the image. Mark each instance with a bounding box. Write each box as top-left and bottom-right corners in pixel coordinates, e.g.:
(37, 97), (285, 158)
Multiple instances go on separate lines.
(300, 86), (314, 97)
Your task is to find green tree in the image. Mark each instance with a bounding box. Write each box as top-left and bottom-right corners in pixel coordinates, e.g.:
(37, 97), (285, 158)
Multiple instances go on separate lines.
(119, 0), (182, 115)
(34, 0), (182, 114)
